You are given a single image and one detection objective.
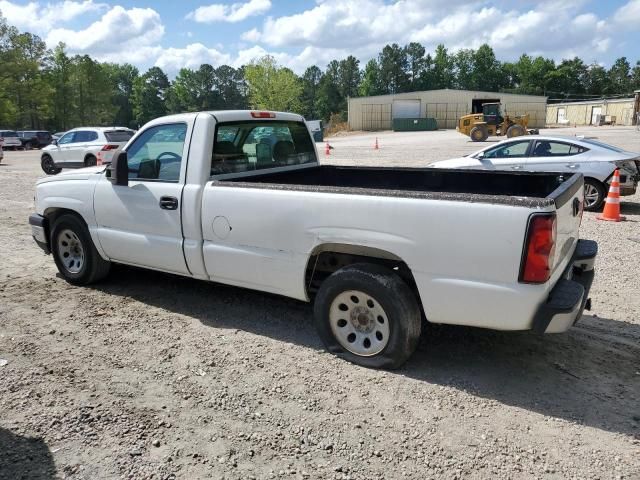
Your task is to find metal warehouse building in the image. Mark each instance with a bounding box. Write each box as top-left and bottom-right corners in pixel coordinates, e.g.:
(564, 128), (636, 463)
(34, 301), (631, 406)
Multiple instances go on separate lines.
(546, 92), (640, 127)
(348, 89), (547, 131)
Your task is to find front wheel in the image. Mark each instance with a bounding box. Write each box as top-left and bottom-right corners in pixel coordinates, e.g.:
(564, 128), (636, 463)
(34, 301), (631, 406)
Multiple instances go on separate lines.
(313, 263), (422, 369)
(584, 178), (606, 211)
(41, 154), (61, 175)
(51, 214), (111, 285)
(506, 124), (526, 138)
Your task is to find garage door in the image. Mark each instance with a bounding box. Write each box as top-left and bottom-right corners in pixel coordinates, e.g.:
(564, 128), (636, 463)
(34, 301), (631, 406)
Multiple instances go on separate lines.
(392, 99), (421, 119)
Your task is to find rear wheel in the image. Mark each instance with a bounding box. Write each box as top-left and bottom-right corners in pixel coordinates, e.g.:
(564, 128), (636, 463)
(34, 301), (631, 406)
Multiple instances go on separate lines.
(584, 178), (606, 211)
(313, 263), (422, 369)
(51, 214), (111, 285)
(470, 125), (489, 142)
(506, 124), (526, 138)
(41, 154), (61, 175)
(84, 155), (97, 167)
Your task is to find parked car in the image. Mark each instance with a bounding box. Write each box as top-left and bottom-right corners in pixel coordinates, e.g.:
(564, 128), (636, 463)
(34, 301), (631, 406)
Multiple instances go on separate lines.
(429, 135), (640, 211)
(40, 127), (136, 175)
(17, 130), (52, 149)
(0, 130), (22, 150)
(29, 110), (597, 369)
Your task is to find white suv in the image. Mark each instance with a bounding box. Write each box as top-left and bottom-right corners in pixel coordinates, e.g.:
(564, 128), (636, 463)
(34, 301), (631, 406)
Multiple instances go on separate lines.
(0, 130), (22, 150)
(40, 127), (135, 175)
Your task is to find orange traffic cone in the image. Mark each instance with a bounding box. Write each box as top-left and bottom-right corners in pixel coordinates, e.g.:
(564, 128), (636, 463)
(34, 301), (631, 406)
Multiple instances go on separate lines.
(374, 137), (379, 150)
(325, 142), (331, 156)
(597, 169), (626, 222)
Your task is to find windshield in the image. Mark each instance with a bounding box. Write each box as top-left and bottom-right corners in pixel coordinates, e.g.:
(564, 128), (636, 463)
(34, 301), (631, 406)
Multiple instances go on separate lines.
(211, 120), (316, 176)
(580, 138), (624, 153)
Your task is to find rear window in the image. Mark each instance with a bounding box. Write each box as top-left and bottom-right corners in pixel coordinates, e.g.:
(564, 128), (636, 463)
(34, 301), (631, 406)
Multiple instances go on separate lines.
(105, 130), (134, 142)
(580, 138), (624, 153)
(211, 121), (316, 176)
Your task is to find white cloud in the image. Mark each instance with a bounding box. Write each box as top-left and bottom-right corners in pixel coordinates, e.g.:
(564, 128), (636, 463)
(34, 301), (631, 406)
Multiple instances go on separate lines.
(155, 43), (231, 74)
(46, 6), (164, 64)
(241, 28), (261, 42)
(612, 0), (640, 28)
(186, 0), (271, 24)
(249, 0), (615, 67)
(0, 0), (106, 33)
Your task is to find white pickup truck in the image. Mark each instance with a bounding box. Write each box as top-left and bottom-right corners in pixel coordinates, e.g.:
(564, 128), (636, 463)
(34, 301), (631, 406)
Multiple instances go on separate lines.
(29, 110), (597, 368)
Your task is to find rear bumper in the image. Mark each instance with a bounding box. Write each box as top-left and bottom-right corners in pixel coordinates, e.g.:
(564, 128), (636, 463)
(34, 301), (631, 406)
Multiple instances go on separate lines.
(29, 213), (50, 254)
(532, 239), (597, 334)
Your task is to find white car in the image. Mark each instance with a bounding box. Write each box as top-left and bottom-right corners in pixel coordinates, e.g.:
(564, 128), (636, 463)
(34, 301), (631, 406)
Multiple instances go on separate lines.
(0, 130), (23, 150)
(430, 135), (640, 211)
(40, 127), (135, 175)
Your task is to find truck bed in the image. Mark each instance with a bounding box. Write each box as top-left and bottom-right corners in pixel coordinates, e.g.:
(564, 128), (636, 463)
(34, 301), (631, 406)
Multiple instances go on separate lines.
(216, 165), (580, 208)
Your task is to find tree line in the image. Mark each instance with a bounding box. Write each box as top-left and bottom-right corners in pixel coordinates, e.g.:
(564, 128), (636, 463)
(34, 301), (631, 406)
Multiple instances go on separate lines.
(2, 11), (640, 132)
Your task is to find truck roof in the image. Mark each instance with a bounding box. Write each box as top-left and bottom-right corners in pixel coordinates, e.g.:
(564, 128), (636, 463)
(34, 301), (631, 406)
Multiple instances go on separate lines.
(144, 111), (305, 128)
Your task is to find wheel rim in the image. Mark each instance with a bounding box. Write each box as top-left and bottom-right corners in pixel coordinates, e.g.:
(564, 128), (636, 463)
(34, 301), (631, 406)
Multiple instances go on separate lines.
(43, 157), (55, 173)
(57, 229), (85, 274)
(584, 183), (600, 208)
(329, 290), (390, 357)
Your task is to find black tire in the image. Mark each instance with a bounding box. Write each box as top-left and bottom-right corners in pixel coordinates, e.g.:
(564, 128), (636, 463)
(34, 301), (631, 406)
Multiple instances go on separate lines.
(50, 214), (111, 285)
(24, 141), (33, 150)
(41, 154), (61, 175)
(470, 125), (488, 142)
(506, 124), (526, 138)
(84, 155), (97, 167)
(584, 178), (606, 212)
(313, 263), (422, 369)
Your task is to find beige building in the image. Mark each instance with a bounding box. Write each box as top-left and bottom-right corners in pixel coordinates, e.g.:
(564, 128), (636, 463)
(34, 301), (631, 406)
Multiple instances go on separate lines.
(347, 89), (547, 131)
(546, 96), (639, 127)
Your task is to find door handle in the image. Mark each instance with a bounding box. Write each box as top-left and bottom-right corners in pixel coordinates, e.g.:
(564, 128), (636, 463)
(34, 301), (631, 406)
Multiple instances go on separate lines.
(566, 164), (579, 168)
(159, 196), (179, 210)
(511, 165), (523, 170)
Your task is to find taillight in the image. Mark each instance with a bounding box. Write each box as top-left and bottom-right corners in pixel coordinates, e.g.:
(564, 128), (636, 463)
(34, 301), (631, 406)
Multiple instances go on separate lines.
(101, 144), (119, 151)
(520, 213), (556, 284)
(250, 111), (276, 118)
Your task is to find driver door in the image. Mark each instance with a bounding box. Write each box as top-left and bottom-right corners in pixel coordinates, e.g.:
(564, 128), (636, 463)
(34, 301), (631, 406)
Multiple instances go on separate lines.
(480, 139), (532, 170)
(93, 123), (190, 274)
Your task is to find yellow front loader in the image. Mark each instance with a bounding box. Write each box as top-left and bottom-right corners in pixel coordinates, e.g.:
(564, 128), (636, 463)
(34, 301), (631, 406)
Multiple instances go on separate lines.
(457, 103), (538, 142)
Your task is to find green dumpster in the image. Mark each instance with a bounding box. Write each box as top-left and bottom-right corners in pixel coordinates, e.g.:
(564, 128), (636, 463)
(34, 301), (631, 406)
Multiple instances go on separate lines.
(392, 117), (438, 131)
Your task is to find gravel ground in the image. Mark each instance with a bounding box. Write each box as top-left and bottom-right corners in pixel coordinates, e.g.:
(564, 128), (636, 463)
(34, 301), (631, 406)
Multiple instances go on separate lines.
(1, 127), (639, 480)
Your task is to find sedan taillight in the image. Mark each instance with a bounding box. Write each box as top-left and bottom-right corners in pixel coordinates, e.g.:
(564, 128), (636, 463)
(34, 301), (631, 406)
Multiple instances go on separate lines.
(101, 144), (119, 151)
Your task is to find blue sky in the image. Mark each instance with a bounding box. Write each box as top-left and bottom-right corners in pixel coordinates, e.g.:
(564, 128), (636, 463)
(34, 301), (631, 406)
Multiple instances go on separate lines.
(1, 0), (639, 76)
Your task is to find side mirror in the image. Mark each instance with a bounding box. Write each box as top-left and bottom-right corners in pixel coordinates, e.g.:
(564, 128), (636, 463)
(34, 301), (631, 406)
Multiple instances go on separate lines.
(476, 151), (485, 159)
(107, 150), (129, 186)
(51, 139), (58, 146)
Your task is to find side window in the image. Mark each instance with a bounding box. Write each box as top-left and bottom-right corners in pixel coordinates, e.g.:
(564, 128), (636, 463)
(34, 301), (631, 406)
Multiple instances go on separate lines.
(74, 131), (91, 142)
(126, 123), (187, 182)
(58, 132), (76, 145)
(484, 140), (530, 158)
(532, 141), (585, 157)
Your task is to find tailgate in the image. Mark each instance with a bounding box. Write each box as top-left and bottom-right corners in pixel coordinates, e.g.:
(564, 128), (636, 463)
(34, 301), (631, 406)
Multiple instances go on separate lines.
(549, 174), (584, 282)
